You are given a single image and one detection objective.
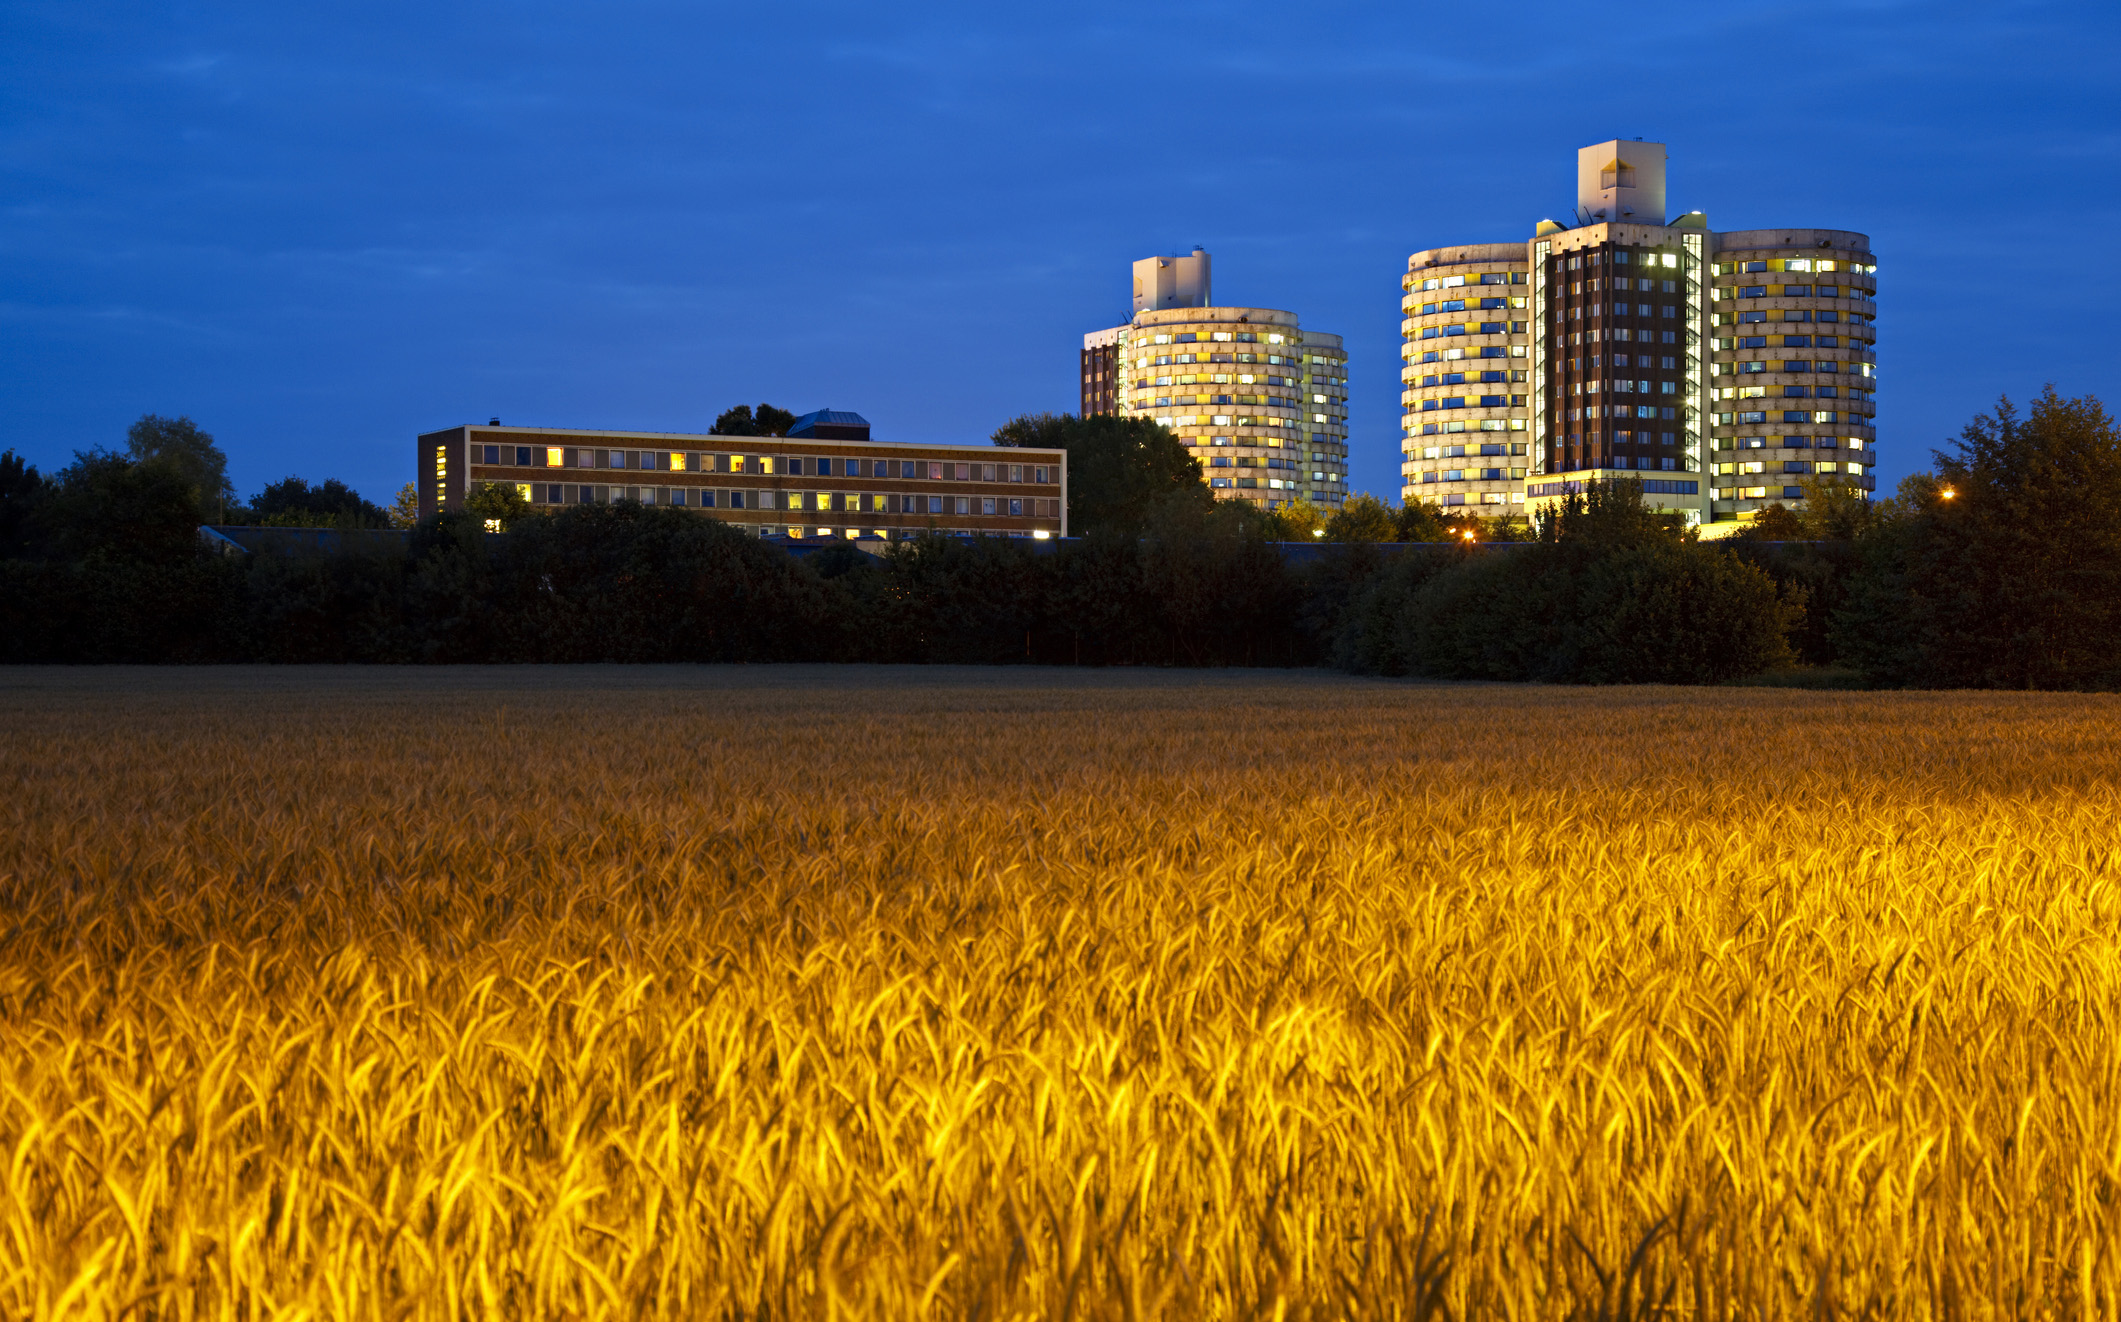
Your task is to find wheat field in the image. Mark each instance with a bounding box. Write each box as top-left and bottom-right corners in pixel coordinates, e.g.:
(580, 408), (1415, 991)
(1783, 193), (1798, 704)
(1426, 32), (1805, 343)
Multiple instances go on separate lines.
(1, 666), (2118, 1320)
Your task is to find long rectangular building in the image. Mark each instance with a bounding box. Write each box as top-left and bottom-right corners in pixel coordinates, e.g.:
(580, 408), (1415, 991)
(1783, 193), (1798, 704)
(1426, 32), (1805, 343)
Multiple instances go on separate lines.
(418, 417), (1068, 539)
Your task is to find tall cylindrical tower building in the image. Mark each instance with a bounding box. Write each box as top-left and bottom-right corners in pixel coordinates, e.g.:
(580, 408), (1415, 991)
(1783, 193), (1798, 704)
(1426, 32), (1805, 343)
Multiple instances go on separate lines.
(1706, 231), (1880, 515)
(1399, 244), (1531, 512)
(1082, 251), (1350, 510)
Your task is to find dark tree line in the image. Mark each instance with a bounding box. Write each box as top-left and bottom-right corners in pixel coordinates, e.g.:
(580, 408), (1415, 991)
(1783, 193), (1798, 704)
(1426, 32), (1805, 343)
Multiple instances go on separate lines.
(3, 391), (2115, 687)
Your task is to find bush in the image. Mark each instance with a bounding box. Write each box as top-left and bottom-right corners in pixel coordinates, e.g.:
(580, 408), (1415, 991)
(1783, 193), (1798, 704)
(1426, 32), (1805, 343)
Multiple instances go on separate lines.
(1836, 389), (2121, 690)
(1340, 480), (1795, 685)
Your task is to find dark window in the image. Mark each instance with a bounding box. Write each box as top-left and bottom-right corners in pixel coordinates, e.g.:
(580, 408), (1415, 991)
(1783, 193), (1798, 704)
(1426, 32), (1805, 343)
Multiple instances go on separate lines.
(482, 445), (500, 464)
(516, 446), (533, 466)
(1739, 286), (1767, 298)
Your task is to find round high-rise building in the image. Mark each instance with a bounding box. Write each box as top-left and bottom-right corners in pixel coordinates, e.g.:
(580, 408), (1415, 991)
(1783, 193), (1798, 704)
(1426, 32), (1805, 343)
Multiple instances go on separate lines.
(1399, 244), (1532, 514)
(1082, 251), (1350, 510)
(1706, 231), (1879, 520)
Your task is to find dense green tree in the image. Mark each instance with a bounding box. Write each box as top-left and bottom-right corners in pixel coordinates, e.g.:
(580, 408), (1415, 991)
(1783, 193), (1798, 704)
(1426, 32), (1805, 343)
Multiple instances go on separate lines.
(0, 451), (47, 559)
(39, 449), (208, 564)
(1324, 494), (1398, 543)
(248, 476), (392, 529)
(1723, 478), (1878, 666)
(1341, 479), (1794, 683)
(388, 482), (421, 530)
(1836, 388), (2121, 689)
(463, 481), (534, 530)
(1392, 499), (1452, 543)
(990, 412), (1209, 536)
(711, 404), (797, 437)
(126, 414), (233, 520)
(1260, 498), (1328, 542)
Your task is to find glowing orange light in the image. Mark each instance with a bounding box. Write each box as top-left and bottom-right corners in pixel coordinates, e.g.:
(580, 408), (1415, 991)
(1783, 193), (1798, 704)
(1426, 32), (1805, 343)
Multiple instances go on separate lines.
(1940, 488), (1956, 500)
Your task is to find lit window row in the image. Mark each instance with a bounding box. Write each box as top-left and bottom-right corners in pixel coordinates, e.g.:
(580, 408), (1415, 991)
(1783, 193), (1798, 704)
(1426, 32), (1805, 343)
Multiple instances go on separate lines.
(1713, 258), (1876, 275)
(1714, 436), (1868, 452)
(1408, 296), (1529, 313)
(1407, 272), (1525, 291)
(1416, 394), (1524, 411)
(1713, 460), (1868, 476)
(1715, 361), (1878, 377)
(1409, 419), (1528, 436)
(1411, 467), (1526, 483)
(1716, 334), (1863, 351)
(1717, 409), (1869, 425)
(1413, 370), (1525, 386)
(1405, 346), (1527, 363)
(1715, 386), (1875, 401)
(473, 446), (1054, 483)
(1141, 330), (1292, 345)
(514, 485), (1060, 516)
(1413, 321), (1524, 339)
(1719, 309), (1869, 327)
(1715, 284), (1871, 300)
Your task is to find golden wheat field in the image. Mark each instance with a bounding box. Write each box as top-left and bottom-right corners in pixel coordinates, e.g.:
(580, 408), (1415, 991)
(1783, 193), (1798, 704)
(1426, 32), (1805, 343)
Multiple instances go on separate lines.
(2, 666), (2119, 1320)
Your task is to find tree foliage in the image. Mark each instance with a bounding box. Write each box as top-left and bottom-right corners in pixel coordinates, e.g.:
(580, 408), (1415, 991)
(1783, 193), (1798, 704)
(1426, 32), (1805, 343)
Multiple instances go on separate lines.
(0, 451), (46, 559)
(247, 476), (392, 529)
(1339, 479), (1795, 683)
(126, 415), (233, 519)
(711, 404), (798, 437)
(6, 392), (2117, 689)
(990, 412), (1210, 536)
(1836, 388), (2121, 689)
(463, 482), (534, 530)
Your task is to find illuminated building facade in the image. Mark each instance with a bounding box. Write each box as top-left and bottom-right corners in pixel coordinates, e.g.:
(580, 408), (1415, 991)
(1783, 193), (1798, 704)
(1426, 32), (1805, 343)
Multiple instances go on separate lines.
(1403, 141), (1877, 531)
(418, 416), (1067, 539)
(1081, 250), (1350, 509)
(1400, 244), (1532, 512)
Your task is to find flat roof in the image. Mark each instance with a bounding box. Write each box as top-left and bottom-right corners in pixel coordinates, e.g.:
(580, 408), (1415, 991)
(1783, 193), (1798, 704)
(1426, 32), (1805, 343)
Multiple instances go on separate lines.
(426, 423), (1063, 456)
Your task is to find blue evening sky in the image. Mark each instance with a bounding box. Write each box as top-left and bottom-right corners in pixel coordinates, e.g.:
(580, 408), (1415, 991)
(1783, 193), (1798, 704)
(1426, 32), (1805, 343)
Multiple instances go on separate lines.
(4, 1), (2116, 507)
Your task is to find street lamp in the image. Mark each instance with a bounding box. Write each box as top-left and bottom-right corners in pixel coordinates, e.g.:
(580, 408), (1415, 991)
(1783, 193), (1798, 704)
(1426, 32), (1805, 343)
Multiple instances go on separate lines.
(1940, 488), (1957, 501)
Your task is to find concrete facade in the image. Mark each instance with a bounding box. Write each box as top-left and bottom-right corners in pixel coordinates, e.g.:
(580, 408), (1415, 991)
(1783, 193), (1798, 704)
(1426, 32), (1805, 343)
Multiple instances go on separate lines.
(1400, 243), (1532, 513)
(1133, 249), (1212, 313)
(419, 425), (1068, 540)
